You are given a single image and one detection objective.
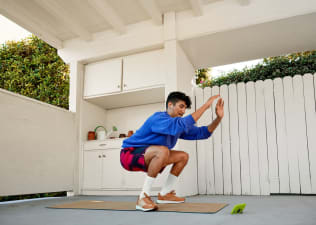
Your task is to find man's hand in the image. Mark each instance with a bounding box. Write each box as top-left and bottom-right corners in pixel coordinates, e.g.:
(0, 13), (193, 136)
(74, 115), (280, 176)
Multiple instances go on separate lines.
(191, 94), (220, 122)
(205, 94), (220, 109)
(207, 98), (224, 133)
(216, 98), (224, 119)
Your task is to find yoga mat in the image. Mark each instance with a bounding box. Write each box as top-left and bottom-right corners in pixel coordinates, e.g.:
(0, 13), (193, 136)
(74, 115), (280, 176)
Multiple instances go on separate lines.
(48, 200), (228, 213)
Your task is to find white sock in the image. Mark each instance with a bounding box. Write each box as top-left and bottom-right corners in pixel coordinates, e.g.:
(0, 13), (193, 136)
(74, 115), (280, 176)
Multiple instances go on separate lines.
(140, 175), (155, 199)
(160, 173), (178, 195)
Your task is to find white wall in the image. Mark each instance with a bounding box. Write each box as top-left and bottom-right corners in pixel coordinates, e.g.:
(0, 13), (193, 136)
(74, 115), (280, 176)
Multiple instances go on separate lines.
(0, 89), (75, 196)
(176, 43), (195, 98)
(106, 103), (165, 136)
(196, 73), (316, 195)
(81, 100), (107, 141)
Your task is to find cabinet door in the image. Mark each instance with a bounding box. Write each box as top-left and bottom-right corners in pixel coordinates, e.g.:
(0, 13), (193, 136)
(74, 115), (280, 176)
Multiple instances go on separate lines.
(123, 50), (165, 91)
(84, 58), (122, 97)
(83, 151), (102, 189)
(101, 149), (124, 189)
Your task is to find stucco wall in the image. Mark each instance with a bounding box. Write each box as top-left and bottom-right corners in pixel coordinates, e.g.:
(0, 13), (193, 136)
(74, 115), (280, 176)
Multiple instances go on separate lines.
(0, 89), (75, 196)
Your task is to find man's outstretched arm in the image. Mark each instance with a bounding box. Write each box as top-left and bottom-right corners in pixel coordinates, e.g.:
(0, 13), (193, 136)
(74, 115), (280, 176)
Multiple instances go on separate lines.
(180, 97), (224, 140)
(191, 94), (220, 122)
(207, 98), (224, 133)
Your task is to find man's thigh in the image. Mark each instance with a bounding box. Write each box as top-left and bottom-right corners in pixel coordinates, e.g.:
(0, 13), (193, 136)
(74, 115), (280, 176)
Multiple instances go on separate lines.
(144, 145), (169, 166)
(166, 150), (189, 165)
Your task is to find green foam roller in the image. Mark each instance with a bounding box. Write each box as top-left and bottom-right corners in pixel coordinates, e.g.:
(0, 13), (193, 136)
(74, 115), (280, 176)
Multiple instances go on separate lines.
(231, 203), (246, 214)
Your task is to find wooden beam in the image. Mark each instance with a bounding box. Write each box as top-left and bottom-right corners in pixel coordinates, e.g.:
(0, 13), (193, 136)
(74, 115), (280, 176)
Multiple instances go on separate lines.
(0, 0), (63, 49)
(87, 0), (126, 34)
(189, 0), (203, 16)
(34, 0), (92, 41)
(138, 0), (162, 25)
(236, 0), (251, 6)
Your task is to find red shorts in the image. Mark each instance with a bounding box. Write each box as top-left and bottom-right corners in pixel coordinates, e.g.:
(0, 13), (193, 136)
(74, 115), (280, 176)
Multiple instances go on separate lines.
(120, 147), (165, 173)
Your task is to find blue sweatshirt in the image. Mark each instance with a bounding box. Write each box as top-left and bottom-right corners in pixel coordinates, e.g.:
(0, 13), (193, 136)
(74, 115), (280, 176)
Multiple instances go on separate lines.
(122, 111), (212, 149)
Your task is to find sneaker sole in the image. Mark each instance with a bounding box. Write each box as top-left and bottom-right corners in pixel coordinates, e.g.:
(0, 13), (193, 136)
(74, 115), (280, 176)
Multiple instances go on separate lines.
(136, 205), (157, 212)
(156, 200), (185, 204)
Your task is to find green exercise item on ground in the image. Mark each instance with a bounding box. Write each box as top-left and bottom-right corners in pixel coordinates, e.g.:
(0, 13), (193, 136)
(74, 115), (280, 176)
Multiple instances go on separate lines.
(231, 203), (246, 214)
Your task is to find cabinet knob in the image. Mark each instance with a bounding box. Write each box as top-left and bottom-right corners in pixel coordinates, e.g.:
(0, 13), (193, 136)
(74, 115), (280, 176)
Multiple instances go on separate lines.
(102, 154), (106, 158)
(117, 85), (120, 88)
(98, 155), (101, 158)
(123, 84), (127, 87)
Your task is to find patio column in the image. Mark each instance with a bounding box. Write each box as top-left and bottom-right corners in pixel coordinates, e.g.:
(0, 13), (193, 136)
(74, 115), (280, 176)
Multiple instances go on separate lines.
(163, 11), (196, 98)
(163, 12), (199, 196)
(163, 11), (177, 96)
(69, 60), (85, 195)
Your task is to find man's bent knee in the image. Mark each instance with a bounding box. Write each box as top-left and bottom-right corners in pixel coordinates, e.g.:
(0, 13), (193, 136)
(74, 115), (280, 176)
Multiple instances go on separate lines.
(180, 152), (189, 163)
(145, 145), (170, 165)
(156, 146), (170, 165)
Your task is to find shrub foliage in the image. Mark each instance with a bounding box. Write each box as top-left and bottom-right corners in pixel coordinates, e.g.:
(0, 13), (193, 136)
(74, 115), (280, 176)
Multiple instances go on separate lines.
(196, 50), (316, 88)
(0, 35), (69, 109)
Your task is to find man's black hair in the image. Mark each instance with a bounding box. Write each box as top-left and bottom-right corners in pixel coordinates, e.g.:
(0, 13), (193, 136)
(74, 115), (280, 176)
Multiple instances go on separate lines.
(166, 91), (192, 109)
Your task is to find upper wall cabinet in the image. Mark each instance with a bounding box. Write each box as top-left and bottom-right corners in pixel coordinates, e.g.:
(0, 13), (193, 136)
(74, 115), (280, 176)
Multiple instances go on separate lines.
(84, 58), (122, 97)
(83, 49), (165, 109)
(122, 50), (164, 91)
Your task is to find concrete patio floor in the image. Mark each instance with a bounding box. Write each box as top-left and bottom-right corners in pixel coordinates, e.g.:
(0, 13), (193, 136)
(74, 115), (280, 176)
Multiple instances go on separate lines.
(0, 194), (315, 225)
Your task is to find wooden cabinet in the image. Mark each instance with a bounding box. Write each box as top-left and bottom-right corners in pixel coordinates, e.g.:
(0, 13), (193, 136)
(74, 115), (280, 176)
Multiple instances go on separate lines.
(83, 57), (122, 97)
(83, 149), (124, 189)
(83, 49), (165, 109)
(122, 50), (165, 91)
(101, 149), (123, 189)
(82, 151), (102, 189)
(82, 140), (124, 190)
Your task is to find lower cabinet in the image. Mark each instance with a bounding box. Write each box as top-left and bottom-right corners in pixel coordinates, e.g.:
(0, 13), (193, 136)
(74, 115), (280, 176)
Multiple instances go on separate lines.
(82, 140), (168, 192)
(82, 151), (102, 189)
(83, 149), (124, 189)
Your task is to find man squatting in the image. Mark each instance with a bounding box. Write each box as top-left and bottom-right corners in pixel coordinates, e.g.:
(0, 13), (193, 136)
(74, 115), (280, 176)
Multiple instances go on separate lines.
(120, 91), (224, 211)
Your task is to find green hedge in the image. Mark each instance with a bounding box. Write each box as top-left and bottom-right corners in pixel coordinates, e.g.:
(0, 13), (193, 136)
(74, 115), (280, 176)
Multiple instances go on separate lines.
(0, 192), (67, 202)
(0, 35), (69, 109)
(196, 50), (316, 88)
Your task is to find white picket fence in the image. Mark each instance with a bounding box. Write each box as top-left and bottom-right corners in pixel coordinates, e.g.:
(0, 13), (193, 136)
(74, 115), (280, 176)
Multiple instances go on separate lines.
(196, 73), (316, 195)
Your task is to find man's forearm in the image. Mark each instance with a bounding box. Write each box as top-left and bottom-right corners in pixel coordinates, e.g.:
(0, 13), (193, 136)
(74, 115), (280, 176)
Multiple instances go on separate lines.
(191, 95), (220, 122)
(208, 116), (222, 133)
(191, 104), (209, 122)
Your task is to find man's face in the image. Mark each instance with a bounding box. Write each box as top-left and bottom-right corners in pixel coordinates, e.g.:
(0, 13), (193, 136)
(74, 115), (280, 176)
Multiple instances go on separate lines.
(168, 100), (187, 117)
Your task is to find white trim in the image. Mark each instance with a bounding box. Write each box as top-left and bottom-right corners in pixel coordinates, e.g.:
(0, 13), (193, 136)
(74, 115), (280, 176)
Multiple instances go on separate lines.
(163, 12), (176, 41)
(58, 23), (163, 63)
(0, 197), (63, 205)
(236, 0), (251, 6)
(0, 88), (72, 114)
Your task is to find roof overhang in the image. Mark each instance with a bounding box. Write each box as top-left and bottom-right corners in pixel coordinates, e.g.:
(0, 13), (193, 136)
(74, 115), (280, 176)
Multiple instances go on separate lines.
(1, 0), (316, 68)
